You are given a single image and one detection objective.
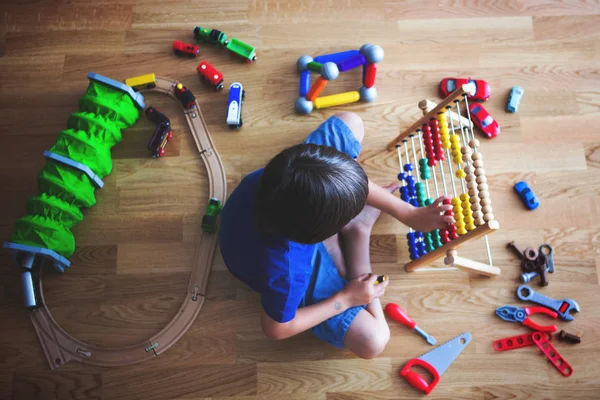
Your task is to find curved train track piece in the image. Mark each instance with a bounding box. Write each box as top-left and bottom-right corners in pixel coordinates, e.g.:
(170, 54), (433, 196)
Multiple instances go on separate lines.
(30, 77), (227, 369)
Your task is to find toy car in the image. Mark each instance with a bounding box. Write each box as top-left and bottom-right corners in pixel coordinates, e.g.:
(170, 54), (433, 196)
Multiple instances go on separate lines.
(226, 82), (245, 129)
(506, 86), (524, 113)
(125, 73), (157, 92)
(196, 61), (224, 91)
(193, 26), (227, 46)
(174, 83), (196, 109)
(148, 123), (173, 158)
(514, 181), (539, 210)
(201, 198), (222, 232)
(172, 40), (200, 58)
(440, 78), (490, 101)
(469, 103), (500, 138)
(225, 38), (257, 62)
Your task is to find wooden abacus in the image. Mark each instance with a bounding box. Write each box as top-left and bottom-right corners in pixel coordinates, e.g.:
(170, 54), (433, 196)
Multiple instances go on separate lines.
(386, 84), (500, 277)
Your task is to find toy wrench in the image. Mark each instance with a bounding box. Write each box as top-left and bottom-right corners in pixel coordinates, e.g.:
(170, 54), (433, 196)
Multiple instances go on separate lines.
(516, 285), (579, 321)
(495, 305), (558, 332)
(400, 332), (471, 394)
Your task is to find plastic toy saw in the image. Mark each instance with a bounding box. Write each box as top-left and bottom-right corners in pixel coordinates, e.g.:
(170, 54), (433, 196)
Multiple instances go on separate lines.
(400, 332), (471, 394)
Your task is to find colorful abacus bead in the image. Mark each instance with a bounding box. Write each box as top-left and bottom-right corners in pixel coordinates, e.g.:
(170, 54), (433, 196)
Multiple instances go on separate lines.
(407, 232), (419, 260)
(419, 158), (431, 180)
(415, 231), (427, 257)
(400, 186), (410, 202)
(415, 182), (426, 206)
(437, 112), (451, 150)
(424, 232), (435, 252)
(450, 134), (463, 164)
(422, 125), (437, 166)
(429, 119), (445, 161)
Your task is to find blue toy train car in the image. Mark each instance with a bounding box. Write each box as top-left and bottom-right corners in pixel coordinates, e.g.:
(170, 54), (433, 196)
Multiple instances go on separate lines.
(226, 82), (245, 129)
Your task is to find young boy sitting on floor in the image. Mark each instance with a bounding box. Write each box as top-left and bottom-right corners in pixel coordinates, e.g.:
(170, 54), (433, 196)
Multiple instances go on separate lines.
(219, 112), (453, 359)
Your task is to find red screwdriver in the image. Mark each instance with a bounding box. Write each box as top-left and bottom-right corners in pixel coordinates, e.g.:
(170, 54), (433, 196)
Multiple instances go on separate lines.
(385, 303), (436, 345)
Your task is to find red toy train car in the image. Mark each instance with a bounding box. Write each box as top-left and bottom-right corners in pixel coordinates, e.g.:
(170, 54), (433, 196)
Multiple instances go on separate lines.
(196, 61), (224, 91)
(172, 40), (200, 58)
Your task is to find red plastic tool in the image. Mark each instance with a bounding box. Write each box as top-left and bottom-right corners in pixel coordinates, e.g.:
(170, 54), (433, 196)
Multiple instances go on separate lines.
(385, 303), (436, 345)
(401, 332), (471, 394)
(493, 332), (552, 351)
(532, 332), (573, 377)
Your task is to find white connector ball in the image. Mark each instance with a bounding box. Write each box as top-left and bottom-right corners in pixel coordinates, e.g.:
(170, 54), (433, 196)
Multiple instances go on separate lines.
(360, 86), (377, 102)
(321, 62), (340, 81)
(360, 44), (384, 64)
(295, 97), (314, 114)
(297, 55), (313, 72)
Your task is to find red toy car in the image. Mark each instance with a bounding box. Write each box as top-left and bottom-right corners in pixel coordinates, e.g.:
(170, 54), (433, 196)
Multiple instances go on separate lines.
(172, 40), (200, 58)
(469, 103), (499, 138)
(196, 61), (224, 91)
(440, 78), (490, 101)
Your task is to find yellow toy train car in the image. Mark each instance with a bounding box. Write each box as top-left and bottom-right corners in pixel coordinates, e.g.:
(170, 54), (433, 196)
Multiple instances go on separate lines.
(125, 73), (157, 92)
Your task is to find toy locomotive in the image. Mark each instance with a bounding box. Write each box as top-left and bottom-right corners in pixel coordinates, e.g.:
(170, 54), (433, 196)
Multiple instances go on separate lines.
(201, 198), (222, 232)
(174, 83), (196, 109)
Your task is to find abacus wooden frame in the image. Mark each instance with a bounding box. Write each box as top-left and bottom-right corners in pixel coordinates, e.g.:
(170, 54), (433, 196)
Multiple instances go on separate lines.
(387, 84), (500, 276)
(29, 76), (227, 369)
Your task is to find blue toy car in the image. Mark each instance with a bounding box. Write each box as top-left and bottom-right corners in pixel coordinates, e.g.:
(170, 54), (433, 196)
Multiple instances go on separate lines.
(226, 82), (245, 129)
(506, 86), (524, 113)
(514, 181), (539, 210)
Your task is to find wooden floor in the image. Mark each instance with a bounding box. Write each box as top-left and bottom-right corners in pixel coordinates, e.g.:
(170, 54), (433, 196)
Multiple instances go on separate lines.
(2, 1), (600, 399)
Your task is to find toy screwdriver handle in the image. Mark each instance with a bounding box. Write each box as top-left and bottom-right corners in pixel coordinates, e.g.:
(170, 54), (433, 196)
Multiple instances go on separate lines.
(385, 303), (416, 329)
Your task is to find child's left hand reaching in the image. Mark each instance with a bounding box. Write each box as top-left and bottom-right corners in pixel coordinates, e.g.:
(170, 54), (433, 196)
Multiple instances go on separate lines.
(404, 195), (454, 232)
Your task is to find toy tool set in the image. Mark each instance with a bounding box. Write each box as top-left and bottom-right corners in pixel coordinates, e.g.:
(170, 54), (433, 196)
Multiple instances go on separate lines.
(493, 245), (582, 378)
(400, 333), (471, 394)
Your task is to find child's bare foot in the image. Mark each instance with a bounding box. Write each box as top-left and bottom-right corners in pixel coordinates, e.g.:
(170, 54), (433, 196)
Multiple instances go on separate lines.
(342, 183), (399, 235)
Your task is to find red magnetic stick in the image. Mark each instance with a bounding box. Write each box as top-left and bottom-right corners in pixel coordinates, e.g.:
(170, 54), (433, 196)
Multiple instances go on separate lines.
(385, 303), (416, 329)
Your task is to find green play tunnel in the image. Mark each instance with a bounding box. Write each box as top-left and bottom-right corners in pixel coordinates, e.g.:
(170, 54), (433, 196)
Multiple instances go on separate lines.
(7, 75), (142, 262)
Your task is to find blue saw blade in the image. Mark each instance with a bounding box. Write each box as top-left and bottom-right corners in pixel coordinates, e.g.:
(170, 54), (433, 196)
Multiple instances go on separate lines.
(418, 332), (471, 376)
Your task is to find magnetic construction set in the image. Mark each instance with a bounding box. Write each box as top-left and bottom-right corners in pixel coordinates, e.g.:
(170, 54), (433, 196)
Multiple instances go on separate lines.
(2, 24), (583, 394)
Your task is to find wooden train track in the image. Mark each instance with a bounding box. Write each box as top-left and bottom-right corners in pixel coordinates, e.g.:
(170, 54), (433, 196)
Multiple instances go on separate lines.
(30, 77), (227, 369)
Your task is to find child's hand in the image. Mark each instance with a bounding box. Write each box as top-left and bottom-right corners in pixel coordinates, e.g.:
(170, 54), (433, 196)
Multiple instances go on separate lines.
(342, 273), (389, 307)
(405, 195), (454, 232)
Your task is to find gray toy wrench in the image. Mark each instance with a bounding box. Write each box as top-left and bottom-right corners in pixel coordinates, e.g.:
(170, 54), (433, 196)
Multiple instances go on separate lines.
(517, 285), (580, 321)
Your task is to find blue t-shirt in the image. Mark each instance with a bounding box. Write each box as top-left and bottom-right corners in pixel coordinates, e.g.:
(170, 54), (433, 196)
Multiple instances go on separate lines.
(219, 169), (316, 323)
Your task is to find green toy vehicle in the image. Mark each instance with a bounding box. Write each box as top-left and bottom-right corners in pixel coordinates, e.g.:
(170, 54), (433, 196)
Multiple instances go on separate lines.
(226, 38), (257, 62)
(193, 26), (227, 46)
(201, 198), (222, 233)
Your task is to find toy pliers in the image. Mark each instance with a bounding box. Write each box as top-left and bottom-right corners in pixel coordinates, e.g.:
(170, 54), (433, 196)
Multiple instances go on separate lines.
(495, 305), (558, 332)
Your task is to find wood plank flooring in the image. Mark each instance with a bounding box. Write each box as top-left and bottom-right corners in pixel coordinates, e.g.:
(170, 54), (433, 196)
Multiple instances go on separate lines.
(1, 1), (600, 399)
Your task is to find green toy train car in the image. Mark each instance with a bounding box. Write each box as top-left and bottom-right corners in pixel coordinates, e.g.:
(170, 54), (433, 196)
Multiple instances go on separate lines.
(226, 38), (257, 62)
(201, 198), (222, 233)
(193, 26), (227, 46)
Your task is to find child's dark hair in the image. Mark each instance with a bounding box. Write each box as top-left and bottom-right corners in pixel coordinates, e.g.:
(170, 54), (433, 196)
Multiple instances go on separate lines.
(254, 143), (368, 244)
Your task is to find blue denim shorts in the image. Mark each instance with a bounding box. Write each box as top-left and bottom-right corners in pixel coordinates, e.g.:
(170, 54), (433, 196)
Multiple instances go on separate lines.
(301, 116), (365, 348)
